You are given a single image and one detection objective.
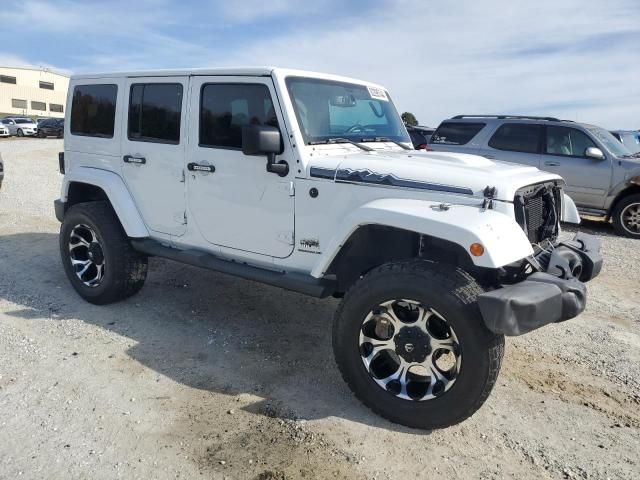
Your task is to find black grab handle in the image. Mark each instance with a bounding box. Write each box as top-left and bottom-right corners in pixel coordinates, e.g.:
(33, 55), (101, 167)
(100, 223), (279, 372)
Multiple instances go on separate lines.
(123, 155), (146, 165)
(187, 162), (215, 173)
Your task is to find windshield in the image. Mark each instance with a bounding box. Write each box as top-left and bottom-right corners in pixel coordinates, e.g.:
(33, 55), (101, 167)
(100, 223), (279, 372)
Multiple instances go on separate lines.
(286, 77), (410, 144)
(616, 132), (640, 154)
(14, 119), (34, 124)
(585, 126), (633, 157)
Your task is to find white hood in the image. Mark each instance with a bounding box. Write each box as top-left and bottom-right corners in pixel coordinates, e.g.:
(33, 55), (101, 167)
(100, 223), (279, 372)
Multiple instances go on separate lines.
(308, 147), (563, 201)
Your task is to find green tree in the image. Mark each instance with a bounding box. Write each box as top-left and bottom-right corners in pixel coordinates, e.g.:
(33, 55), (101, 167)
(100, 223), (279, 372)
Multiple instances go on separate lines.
(401, 112), (418, 126)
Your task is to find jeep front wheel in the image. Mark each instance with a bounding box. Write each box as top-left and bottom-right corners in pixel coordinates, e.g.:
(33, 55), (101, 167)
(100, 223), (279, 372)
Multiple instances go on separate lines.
(333, 260), (504, 429)
(60, 201), (148, 304)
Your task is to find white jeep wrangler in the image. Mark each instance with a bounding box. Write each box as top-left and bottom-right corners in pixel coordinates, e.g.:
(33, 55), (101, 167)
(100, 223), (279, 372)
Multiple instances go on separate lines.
(55, 67), (602, 429)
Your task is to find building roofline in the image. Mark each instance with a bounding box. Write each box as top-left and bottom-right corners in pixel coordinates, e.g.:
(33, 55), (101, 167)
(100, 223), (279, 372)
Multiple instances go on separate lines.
(0, 65), (71, 78)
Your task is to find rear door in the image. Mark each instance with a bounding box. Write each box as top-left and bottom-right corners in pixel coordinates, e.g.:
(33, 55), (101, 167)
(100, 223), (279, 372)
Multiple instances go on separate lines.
(480, 122), (543, 167)
(541, 125), (611, 208)
(121, 77), (188, 236)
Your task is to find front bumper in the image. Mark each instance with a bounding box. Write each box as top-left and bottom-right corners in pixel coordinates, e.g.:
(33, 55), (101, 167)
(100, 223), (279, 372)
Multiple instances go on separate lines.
(478, 232), (602, 336)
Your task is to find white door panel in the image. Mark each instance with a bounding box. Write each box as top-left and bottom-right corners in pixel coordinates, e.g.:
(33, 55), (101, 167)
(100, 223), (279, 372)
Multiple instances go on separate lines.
(121, 77), (188, 236)
(186, 76), (295, 258)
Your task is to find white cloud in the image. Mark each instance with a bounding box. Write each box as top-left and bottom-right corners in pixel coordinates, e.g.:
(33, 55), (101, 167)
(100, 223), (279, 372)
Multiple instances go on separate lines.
(1, 0), (637, 129)
(215, 0), (333, 23)
(212, 0), (640, 129)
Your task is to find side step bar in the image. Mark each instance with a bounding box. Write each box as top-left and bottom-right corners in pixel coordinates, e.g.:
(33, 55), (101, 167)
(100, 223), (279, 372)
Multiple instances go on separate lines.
(578, 207), (607, 218)
(130, 239), (336, 298)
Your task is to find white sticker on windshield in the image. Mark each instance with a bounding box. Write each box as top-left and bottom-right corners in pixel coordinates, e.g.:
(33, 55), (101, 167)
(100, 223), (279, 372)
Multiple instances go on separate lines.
(367, 86), (388, 102)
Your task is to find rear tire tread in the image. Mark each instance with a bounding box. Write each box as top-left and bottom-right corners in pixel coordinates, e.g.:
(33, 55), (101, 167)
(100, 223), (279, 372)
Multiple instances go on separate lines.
(60, 201), (147, 304)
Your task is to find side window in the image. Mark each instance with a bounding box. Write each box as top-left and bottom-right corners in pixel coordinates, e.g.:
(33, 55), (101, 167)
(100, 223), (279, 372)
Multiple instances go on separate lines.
(546, 126), (596, 157)
(430, 122), (485, 145)
(488, 123), (542, 153)
(70, 84), (118, 138)
(200, 83), (278, 149)
(11, 99), (27, 109)
(128, 83), (183, 144)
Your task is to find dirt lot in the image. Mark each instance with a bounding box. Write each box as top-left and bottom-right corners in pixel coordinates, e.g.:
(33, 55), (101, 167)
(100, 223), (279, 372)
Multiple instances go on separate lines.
(0, 138), (639, 480)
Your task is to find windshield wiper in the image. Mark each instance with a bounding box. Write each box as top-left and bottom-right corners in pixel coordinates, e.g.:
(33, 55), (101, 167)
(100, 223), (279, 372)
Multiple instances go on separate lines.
(362, 136), (412, 150)
(308, 138), (374, 152)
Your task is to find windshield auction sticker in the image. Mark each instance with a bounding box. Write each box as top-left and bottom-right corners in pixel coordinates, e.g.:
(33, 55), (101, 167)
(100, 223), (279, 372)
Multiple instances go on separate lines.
(367, 86), (388, 101)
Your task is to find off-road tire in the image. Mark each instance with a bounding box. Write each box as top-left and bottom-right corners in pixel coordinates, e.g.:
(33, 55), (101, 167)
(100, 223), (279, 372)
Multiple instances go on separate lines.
(60, 201), (148, 304)
(333, 260), (504, 429)
(612, 193), (640, 238)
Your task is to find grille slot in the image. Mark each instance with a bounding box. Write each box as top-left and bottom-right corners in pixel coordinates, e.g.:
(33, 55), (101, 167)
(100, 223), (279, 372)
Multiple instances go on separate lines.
(514, 183), (560, 243)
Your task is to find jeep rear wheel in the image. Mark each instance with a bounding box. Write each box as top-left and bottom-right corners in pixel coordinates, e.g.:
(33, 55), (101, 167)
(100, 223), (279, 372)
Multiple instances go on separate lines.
(333, 260), (504, 429)
(60, 201), (148, 304)
(612, 193), (640, 238)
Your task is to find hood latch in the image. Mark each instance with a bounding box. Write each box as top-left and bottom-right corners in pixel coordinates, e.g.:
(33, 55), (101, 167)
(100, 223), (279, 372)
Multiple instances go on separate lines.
(482, 186), (497, 210)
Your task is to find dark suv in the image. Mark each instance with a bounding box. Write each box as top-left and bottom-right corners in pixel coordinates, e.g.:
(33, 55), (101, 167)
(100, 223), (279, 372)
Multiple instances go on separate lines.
(429, 115), (640, 238)
(37, 118), (64, 138)
(406, 125), (435, 149)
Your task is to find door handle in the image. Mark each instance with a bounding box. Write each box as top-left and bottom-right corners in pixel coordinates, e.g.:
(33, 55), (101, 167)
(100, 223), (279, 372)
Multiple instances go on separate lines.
(483, 154), (495, 159)
(123, 155), (146, 165)
(187, 162), (215, 173)
(544, 161), (560, 167)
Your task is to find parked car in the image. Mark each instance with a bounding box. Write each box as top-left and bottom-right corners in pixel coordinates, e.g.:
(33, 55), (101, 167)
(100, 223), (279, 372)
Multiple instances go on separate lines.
(54, 68), (601, 430)
(37, 118), (64, 138)
(611, 130), (640, 154)
(430, 115), (640, 238)
(406, 125), (435, 150)
(1, 117), (38, 137)
(0, 123), (9, 138)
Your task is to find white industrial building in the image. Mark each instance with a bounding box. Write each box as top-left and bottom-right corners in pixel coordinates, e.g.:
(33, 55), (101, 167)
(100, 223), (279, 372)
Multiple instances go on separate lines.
(0, 66), (69, 119)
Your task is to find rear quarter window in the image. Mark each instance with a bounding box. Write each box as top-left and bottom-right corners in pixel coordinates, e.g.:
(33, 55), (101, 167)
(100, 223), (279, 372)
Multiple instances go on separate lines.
(70, 84), (118, 138)
(430, 122), (485, 145)
(488, 123), (542, 153)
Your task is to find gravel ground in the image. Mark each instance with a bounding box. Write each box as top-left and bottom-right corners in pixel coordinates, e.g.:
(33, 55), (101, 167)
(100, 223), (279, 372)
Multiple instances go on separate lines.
(0, 138), (638, 480)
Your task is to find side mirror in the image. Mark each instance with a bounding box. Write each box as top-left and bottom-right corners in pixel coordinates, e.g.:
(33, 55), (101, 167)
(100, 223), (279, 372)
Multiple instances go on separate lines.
(585, 147), (605, 160)
(241, 125), (288, 177)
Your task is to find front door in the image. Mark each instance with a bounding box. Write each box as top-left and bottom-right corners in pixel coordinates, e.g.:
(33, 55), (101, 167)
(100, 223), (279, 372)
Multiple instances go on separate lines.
(541, 125), (611, 209)
(186, 76), (295, 258)
(121, 77), (188, 236)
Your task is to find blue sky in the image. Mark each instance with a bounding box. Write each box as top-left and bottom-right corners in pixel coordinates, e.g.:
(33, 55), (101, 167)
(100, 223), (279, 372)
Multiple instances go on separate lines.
(1, 0), (638, 129)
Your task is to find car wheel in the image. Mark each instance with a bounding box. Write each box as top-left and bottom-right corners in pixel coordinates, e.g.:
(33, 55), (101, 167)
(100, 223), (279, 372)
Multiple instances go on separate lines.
(59, 201), (148, 304)
(612, 193), (640, 238)
(333, 260), (504, 429)
(17, 129), (24, 137)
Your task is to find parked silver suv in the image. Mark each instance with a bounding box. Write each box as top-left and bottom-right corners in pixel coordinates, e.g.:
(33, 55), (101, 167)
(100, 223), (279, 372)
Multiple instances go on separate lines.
(430, 116), (640, 238)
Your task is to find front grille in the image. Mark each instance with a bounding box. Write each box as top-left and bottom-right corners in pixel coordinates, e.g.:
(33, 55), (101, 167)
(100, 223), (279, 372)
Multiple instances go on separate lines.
(514, 182), (560, 244)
